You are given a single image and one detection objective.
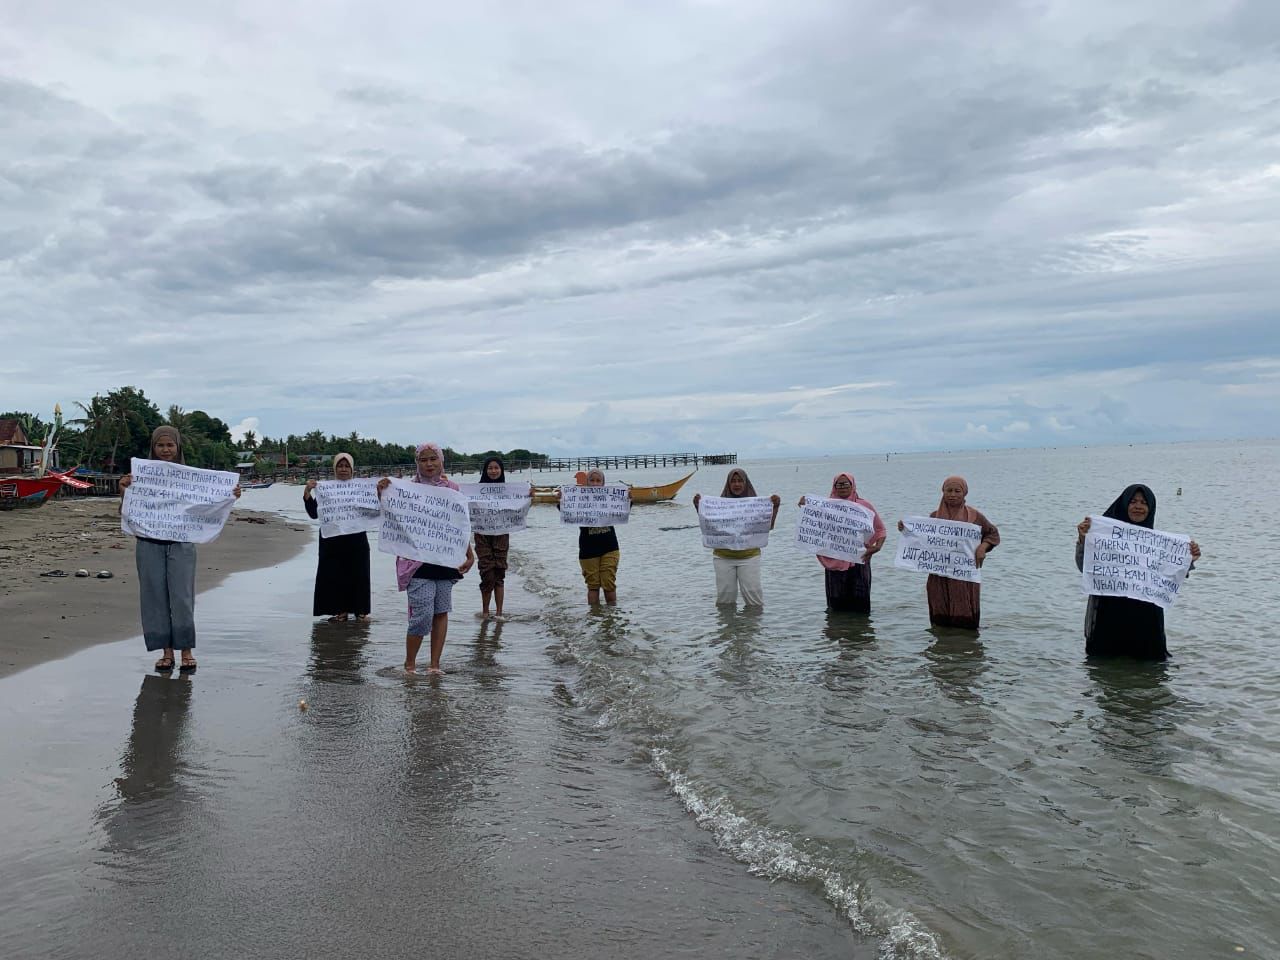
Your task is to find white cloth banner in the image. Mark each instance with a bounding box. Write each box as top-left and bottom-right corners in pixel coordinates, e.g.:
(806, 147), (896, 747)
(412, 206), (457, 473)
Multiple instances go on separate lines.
(1080, 515), (1191, 609)
(457, 482), (532, 535)
(558, 485), (631, 526)
(120, 458), (238, 544)
(377, 479), (471, 567)
(893, 515), (983, 583)
(316, 478), (382, 538)
(697, 496), (774, 550)
(795, 496), (875, 563)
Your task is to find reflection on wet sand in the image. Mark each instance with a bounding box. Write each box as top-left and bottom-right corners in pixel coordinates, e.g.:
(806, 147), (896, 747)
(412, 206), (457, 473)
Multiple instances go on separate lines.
(98, 674), (196, 876)
(307, 620), (370, 683)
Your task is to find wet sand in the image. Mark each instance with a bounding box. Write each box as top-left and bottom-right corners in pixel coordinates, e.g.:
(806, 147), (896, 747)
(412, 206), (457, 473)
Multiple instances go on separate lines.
(0, 497), (309, 678)
(0, 540), (869, 959)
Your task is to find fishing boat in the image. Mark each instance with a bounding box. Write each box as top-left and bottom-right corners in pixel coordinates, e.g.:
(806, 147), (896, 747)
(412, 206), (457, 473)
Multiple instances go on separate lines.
(241, 480), (274, 490)
(0, 406), (92, 509)
(531, 469), (696, 505)
(0, 469), (92, 509)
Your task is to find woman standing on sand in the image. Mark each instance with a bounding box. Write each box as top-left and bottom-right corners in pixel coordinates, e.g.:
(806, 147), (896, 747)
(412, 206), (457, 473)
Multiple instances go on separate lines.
(899, 476), (999, 630)
(119, 425), (240, 672)
(303, 452), (372, 622)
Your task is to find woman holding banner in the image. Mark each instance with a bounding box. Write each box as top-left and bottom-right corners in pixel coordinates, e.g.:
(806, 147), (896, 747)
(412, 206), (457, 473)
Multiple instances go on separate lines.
(303, 453), (372, 623)
(798, 472), (887, 613)
(1075, 484), (1201, 660)
(118, 425), (241, 672)
(899, 476), (999, 630)
(693, 468), (781, 609)
(377, 443), (474, 675)
(556, 468), (632, 606)
(474, 456), (530, 619)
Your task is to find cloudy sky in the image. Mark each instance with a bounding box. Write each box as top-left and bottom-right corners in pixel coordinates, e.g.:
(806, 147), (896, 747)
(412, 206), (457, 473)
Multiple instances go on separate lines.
(2, 1), (1277, 456)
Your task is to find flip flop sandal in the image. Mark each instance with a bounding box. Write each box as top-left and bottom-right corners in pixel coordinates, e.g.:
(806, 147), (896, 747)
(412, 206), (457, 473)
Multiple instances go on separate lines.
(40, 570), (68, 578)
(179, 660), (198, 673)
(154, 657), (175, 671)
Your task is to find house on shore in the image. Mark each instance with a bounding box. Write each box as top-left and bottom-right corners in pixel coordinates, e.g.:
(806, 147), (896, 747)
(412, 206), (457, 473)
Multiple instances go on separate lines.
(0, 419), (57, 475)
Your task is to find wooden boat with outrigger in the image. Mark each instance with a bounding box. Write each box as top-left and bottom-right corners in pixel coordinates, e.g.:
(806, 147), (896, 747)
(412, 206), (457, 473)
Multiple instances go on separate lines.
(531, 469), (696, 505)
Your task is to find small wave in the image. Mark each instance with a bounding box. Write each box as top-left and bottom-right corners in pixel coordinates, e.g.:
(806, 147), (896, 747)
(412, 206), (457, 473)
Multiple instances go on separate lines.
(651, 749), (949, 960)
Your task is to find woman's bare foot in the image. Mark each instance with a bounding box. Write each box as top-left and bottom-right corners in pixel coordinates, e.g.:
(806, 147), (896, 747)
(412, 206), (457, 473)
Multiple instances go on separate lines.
(426, 666), (444, 676)
(327, 613), (349, 623)
(404, 662), (417, 673)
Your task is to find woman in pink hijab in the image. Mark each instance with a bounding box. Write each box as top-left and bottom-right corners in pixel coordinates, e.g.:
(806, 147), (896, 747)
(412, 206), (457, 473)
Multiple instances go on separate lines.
(377, 443), (475, 674)
(899, 476), (1000, 630)
(798, 472), (887, 613)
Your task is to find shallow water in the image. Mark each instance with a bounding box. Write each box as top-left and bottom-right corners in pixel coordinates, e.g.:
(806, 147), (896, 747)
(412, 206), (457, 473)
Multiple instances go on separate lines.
(2, 440), (1277, 960)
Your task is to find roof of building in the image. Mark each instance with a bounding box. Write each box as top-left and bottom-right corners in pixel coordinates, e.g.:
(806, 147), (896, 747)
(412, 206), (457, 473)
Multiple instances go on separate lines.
(0, 419), (30, 446)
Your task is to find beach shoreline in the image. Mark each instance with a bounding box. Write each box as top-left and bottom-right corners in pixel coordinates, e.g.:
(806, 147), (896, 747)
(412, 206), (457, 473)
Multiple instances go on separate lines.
(0, 496), (309, 678)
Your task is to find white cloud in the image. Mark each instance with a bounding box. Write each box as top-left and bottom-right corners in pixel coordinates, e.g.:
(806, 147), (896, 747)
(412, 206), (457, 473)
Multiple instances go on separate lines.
(1, 1), (1278, 454)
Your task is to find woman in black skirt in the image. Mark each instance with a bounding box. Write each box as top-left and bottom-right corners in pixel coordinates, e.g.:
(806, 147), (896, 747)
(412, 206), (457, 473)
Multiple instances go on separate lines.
(799, 472), (887, 614)
(303, 452), (372, 622)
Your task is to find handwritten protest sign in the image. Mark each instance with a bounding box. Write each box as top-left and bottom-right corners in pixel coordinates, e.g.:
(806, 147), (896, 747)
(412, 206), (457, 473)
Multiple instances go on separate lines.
(795, 496), (875, 563)
(697, 496), (774, 550)
(377, 479), (471, 567)
(458, 482), (532, 535)
(1080, 515), (1191, 609)
(121, 458), (238, 543)
(893, 515), (983, 583)
(558, 485), (631, 526)
(316, 478), (382, 538)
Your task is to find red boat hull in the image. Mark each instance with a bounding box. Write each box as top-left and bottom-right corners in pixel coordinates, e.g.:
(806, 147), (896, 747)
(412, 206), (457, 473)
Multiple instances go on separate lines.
(0, 476), (63, 508)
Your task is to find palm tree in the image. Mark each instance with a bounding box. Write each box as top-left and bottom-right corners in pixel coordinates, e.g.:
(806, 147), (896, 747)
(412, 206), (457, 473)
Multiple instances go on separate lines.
(242, 430), (258, 452)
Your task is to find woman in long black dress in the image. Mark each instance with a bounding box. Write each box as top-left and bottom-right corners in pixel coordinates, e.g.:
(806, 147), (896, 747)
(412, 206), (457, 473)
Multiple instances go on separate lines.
(1075, 484), (1202, 660)
(303, 452), (372, 622)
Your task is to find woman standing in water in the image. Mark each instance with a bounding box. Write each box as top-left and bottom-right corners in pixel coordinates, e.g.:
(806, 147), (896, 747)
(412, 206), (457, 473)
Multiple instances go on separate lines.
(119, 425), (240, 672)
(1075, 484), (1202, 660)
(475, 456), (528, 620)
(303, 452), (371, 622)
(378, 443), (474, 674)
(900, 475), (999, 630)
(557, 468), (631, 606)
(692, 468), (781, 609)
(798, 472), (887, 613)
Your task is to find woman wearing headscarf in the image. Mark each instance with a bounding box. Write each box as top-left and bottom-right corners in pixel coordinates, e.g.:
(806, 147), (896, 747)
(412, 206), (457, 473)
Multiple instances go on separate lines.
(900, 476), (1000, 630)
(303, 453), (371, 622)
(555, 468), (632, 606)
(475, 456), (525, 620)
(377, 443), (474, 674)
(1074, 484), (1202, 660)
(117, 425), (241, 671)
(798, 472), (887, 613)
(692, 468), (781, 608)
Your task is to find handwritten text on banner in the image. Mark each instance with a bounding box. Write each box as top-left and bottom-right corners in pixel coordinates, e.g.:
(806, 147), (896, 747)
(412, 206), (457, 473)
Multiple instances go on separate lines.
(697, 496), (774, 550)
(1081, 515), (1191, 609)
(377, 479), (471, 567)
(458, 482), (532, 535)
(316, 478), (383, 538)
(558, 485), (631, 526)
(121, 458), (238, 544)
(893, 515), (983, 583)
(795, 496), (875, 563)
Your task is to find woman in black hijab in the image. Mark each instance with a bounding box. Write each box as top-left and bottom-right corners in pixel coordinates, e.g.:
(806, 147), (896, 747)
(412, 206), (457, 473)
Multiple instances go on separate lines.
(1075, 484), (1202, 660)
(476, 457), (511, 619)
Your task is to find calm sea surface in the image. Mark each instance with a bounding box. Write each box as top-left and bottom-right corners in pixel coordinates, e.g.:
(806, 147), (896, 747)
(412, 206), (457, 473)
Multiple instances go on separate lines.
(1, 440), (1276, 959)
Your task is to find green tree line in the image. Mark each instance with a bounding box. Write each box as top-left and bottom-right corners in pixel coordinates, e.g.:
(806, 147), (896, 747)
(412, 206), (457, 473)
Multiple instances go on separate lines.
(5, 387), (544, 473)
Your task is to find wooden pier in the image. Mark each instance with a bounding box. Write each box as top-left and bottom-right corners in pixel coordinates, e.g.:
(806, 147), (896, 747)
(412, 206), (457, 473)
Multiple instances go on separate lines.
(464, 452), (736, 473)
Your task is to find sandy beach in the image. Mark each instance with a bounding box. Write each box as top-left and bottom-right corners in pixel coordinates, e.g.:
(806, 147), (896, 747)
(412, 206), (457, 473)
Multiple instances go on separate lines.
(0, 496), (308, 678)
